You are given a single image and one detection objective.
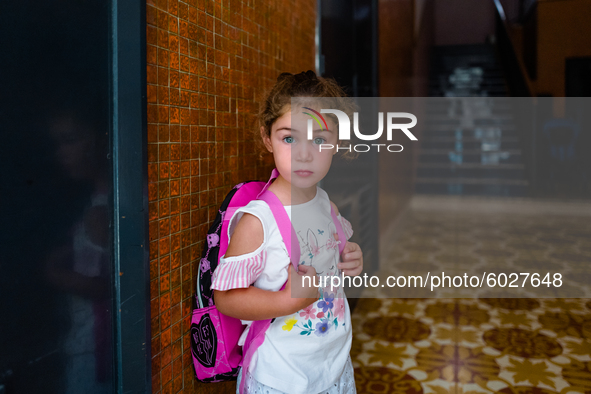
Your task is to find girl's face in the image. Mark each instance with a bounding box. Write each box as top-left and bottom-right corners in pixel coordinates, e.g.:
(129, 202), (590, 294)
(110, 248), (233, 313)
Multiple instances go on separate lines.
(262, 106), (338, 191)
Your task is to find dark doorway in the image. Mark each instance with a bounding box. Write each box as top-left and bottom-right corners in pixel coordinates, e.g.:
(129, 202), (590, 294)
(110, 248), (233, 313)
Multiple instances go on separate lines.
(0, 2), (149, 393)
(318, 0), (380, 297)
(566, 57), (591, 97)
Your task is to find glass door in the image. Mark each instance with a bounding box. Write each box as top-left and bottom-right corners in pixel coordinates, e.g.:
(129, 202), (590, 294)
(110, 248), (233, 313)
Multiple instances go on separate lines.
(0, 1), (149, 393)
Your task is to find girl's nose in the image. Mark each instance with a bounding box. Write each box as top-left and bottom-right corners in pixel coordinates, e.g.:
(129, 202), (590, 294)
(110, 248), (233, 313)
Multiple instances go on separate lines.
(295, 140), (313, 162)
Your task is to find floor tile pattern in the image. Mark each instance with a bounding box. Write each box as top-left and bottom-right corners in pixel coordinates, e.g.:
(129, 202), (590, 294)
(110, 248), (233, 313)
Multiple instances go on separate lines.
(377, 208), (591, 299)
(352, 197), (591, 393)
(352, 298), (591, 394)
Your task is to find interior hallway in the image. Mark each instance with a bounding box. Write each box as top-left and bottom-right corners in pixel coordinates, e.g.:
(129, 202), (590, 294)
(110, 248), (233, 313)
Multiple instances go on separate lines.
(351, 195), (591, 393)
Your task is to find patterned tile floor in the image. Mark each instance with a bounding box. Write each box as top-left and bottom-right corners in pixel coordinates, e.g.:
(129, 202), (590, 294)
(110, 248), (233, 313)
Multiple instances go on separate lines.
(351, 196), (591, 393)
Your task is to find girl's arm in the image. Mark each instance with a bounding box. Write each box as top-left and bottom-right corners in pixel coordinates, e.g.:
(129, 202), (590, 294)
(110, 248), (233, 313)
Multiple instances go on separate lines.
(214, 213), (318, 321)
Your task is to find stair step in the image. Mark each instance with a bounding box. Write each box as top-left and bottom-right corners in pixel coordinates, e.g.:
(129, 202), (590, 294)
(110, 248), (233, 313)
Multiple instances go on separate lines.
(433, 44), (498, 54)
(425, 114), (513, 121)
(429, 77), (507, 86)
(419, 153), (522, 165)
(419, 148), (521, 154)
(428, 90), (508, 96)
(421, 125), (517, 131)
(424, 97), (513, 103)
(424, 104), (514, 113)
(416, 166), (526, 180)
(419, 139), (522, 150)
(416, 177), (529, 185)
(421, 130), (520, 139)
(419, 137), (521, 152)
(421, 135), (519, 142)
(417, 162), (524, 169)
(431, 73), (506, 82)
(423, 112), (514, 119)
(437, 57), (498, 66)
(428, 92), (509, 98)
(423, 121), (515, 129)
(428, 86), (509, 93)
(415, 182), (528, 197)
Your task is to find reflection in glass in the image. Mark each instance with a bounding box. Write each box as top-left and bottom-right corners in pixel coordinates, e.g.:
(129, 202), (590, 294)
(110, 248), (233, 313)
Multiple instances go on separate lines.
(0, 1), (114, 392)
(46, 114), (112, 394)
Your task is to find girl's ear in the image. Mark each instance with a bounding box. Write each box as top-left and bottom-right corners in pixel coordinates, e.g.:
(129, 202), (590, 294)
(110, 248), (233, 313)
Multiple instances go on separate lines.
(261, 126), (273, 153)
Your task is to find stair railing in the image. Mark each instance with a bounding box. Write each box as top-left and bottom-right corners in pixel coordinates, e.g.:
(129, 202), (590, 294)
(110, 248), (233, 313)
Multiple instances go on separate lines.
(492, 0), (535, 97)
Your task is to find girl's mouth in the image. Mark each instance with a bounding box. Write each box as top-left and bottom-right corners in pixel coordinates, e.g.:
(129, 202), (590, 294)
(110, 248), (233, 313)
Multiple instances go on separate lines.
(294, 170), (313, 177)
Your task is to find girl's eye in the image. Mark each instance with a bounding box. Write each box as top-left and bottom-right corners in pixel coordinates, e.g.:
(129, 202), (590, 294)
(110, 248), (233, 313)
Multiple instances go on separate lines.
(283, 136), (294, 144)
(313, 137), (325, 145)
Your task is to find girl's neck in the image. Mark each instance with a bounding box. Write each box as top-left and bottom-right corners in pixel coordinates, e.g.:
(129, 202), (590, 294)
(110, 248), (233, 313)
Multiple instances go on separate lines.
(268, 174), (317, 206)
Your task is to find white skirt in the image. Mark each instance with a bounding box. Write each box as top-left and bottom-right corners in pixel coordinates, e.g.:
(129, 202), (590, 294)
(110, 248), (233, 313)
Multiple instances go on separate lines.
(236, 356), (356, 394)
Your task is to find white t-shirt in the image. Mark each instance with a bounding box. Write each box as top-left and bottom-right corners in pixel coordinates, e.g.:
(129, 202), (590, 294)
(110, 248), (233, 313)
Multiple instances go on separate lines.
(211, 186), (354, 394)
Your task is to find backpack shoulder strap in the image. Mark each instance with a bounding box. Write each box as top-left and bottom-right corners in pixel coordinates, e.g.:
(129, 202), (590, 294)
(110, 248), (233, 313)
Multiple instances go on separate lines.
(257, 190), (299, 271)
(330, 206), (347, 256)
(239, 189), (299, 394)
(217, 168), (280, 260)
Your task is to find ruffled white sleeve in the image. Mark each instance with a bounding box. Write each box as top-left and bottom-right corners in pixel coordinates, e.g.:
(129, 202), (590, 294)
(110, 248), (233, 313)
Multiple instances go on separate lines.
(211, 248), (267, 290)
(337, 214), (354, 241)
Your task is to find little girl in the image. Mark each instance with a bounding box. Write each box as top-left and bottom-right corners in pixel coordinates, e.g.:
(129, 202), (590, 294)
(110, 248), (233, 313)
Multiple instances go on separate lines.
(211, 70), (363, 394)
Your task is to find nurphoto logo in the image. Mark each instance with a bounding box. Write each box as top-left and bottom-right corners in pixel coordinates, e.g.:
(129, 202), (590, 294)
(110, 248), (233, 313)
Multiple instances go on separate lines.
(303, 107), (418, 153)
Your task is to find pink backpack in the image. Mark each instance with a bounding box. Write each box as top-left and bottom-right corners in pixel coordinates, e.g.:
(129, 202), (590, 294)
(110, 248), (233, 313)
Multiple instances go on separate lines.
(191, 169), (347, 393)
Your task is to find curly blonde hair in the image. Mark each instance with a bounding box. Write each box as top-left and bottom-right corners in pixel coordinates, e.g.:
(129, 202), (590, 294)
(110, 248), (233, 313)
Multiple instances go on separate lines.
(256, 70), (357, 159)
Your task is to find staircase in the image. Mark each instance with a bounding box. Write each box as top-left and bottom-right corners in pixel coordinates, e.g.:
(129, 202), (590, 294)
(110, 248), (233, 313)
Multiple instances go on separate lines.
(415, 44), (529, 197)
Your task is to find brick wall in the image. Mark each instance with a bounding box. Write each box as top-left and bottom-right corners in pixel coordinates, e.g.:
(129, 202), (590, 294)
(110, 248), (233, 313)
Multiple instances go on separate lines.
(146, 0), (316, 392)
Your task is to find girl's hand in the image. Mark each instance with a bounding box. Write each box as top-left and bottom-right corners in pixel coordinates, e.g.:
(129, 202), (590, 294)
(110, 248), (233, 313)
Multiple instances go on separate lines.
(334, 233), (363, 276)
(282, 264), (319, 311)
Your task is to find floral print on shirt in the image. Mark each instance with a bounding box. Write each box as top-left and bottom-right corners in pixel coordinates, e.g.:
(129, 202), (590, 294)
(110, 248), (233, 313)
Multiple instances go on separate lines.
(285, 290), (346, 336)
(281, 215), (353, 337)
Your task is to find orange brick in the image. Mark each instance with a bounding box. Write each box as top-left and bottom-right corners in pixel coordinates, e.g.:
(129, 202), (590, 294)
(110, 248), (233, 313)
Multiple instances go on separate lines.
(146, 0), (316, 391)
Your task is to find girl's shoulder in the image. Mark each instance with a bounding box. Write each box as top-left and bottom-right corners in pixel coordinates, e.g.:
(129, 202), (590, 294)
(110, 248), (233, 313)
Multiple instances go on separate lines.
(227, 200), (278, 244)
(232, 199), (276, 225)
(315, 186), (334, 213)
(223, 201), (270, 259)
(316, 185), (329, 200)
(224, 199), (288, 261)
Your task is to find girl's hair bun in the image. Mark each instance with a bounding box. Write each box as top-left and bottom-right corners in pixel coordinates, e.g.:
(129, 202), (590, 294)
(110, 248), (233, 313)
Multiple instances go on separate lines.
(304, 70), (317, 79)
(293, 70), (317, 84)
(276, 72), (293, 82)
(277, 70), (317, 84)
